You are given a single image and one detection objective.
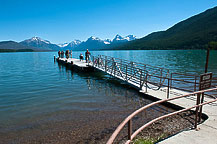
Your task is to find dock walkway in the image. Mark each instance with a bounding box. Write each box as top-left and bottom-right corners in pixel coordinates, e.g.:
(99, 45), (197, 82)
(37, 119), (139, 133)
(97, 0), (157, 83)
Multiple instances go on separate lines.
(56, 57), (93, 71)
(57, 58), (88, 67)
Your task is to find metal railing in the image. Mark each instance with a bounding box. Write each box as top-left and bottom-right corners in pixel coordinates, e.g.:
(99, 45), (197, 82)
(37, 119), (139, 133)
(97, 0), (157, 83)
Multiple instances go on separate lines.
(106, 87), (217, 144)
(91, 55), (217, 98)
(91, 55), (170, 94)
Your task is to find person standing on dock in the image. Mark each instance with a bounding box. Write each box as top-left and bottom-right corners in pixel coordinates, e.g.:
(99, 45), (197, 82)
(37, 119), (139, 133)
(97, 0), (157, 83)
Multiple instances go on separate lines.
(85, 49), (91, 63)
(70, 50), (72, 58)
(65, 50), (69, 59)
(58, 50), (61, 58)
(61, 50), (64, 58)
(79, 53), (84, 61)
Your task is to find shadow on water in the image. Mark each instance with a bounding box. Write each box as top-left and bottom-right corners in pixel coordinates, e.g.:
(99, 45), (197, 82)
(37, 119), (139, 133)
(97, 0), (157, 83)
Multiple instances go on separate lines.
(57, 61), (143, 95)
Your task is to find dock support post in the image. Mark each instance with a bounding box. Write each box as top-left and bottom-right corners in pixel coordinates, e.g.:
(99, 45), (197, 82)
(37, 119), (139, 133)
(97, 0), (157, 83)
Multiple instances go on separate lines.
(145, 73), (148, 93)
(99, 55), (102, 68)
(199, 92), (205, 122)
(128, 119), (132, 140)
(111, 58), (114, 76)
(97, 58), (99, 67)
(140, 70), (142, 89)
(194, 76), (197, 92)
(105, 60), (107, 72)
(114, 62), (116, 76)
(126, 65), (128, 81)
(195, 93), (201, 129)
(160, 68), (163, 84)
(105, 56), (107, 71)
(167, 78), (170, 98)
(120, 60), (122, 71)
(92, 56), (95, 66)
(170, 73), (173, 89)
(131, 62), (133, 76)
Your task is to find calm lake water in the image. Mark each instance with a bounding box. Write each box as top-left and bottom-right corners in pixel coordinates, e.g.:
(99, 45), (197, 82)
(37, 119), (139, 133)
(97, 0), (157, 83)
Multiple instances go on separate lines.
(0, 50), (216, 143)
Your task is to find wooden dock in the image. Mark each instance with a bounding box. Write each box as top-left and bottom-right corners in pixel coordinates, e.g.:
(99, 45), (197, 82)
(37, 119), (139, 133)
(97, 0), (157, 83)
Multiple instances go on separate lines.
(56, 57), (94, 71)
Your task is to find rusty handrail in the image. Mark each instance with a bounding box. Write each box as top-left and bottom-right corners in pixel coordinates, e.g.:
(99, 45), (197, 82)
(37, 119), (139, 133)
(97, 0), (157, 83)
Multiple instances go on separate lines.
(125, 96), (217, 144)
(107, 87), (217, 144)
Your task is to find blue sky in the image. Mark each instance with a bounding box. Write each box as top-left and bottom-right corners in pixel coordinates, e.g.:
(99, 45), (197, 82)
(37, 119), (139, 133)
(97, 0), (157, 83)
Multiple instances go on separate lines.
(0, 0), (217, 44)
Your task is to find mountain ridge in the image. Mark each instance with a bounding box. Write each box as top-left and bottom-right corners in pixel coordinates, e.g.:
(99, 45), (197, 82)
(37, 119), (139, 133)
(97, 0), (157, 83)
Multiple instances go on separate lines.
(20, 37), (60, 51)
(0, 41), (48, 52)
(111, 6), (217, 50)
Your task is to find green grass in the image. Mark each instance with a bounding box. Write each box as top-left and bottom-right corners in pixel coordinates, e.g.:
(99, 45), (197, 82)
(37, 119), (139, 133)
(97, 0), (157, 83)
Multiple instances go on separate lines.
(133, 134), (166, 144)
(134, 138), (155, 144)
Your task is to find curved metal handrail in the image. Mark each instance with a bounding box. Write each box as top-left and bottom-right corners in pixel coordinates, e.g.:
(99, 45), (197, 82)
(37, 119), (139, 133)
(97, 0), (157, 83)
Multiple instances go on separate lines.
(107, 87), (217, 144)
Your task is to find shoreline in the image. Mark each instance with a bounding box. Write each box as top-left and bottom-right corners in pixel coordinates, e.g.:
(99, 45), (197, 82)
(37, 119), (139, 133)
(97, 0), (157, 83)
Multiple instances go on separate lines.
(0, 92), (205, 144)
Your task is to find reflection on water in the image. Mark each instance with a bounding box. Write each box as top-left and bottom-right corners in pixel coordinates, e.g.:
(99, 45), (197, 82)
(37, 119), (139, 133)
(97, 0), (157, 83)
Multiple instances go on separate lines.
(58, 64), (172, 114)
(58, 63), (146, 104)
(57, 62), (75, 80)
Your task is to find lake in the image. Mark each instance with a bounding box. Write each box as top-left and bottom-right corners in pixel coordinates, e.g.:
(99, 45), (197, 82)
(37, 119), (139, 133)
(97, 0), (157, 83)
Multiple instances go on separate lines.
(0, 50), (216, 143)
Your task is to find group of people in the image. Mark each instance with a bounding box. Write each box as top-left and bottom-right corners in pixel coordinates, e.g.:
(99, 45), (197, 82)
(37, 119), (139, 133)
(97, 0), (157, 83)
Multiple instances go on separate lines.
(58, 49), (91, 63)
(58, 50), (72, 59)
(79, 49), (91, 63)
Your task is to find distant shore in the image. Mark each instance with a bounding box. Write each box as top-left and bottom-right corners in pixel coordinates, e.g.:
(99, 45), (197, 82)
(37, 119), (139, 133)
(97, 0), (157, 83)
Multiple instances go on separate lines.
(0, 49), (53, 53)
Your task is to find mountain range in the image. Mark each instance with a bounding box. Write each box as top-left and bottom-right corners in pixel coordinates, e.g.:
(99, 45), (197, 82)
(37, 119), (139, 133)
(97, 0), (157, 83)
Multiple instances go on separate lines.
(19, 34), (136, 51)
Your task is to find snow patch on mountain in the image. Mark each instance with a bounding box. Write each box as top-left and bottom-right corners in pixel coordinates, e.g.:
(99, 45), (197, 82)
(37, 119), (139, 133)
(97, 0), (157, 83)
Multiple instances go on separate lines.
(57, 43), (69, 47)
(66, 40), (81, 48)
(87, 36), (101, 41)
(30, 36), (51, 44)
(113, 34), (136, 42)
(103, 39), (111, 44)
(124, 35), (136, 41)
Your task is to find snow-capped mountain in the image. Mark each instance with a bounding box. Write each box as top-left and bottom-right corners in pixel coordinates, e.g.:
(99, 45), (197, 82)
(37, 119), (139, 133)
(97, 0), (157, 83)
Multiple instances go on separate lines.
(64, 40), (81, 50)
(113, 34), (125, 42)
(57, 42), (69, 47)
(112, 34), (136, 43)
(22, 36), (51, 44)
(68, 40), (81, 46)
(72, 36), (105, 51)
(20, 36), (60, 51)
(72, 40), (81, 45)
